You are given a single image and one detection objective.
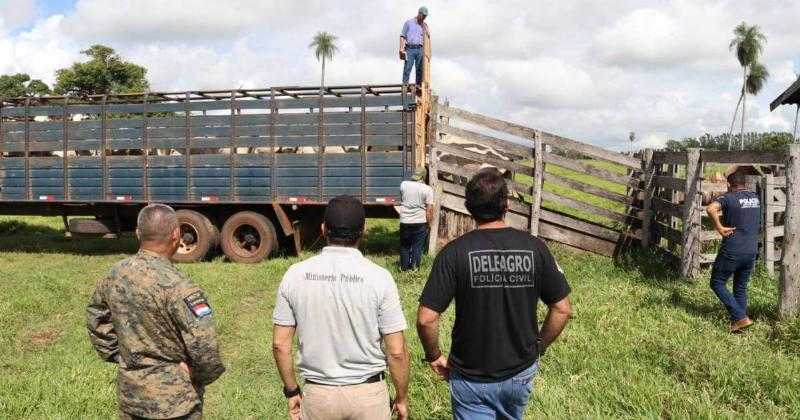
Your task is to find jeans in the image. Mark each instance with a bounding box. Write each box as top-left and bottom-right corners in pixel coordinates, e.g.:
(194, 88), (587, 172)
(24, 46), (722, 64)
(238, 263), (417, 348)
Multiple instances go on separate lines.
(399, 222), (428, 271)
(402, 47), (423, 85)
(449, 362), (538, 420)
(710, 251), (757, 322)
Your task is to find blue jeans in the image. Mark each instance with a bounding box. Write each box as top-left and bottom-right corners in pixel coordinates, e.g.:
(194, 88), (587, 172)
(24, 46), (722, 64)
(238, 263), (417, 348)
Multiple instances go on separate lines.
(399, 222), (428, 271)
(710, 251), (757, 322)
(402, 47), (423, 85)
(449, 362), (539, 420)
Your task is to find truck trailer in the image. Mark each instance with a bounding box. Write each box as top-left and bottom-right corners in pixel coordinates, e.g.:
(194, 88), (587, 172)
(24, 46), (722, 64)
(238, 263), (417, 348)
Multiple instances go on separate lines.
(0, 84), (422, 263)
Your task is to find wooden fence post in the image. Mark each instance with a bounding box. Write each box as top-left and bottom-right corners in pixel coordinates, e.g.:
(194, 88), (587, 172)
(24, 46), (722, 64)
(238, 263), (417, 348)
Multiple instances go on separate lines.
(428, 145), (442, 255)
(762, 173), (776, 277)
(640, 148), (654, 248)
(681, 148), (702, 279)
(779, 144), (800, 318)
(529, 138), (544, 236)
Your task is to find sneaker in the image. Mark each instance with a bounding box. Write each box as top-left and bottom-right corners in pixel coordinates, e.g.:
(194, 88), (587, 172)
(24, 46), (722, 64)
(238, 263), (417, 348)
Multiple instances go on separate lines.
(730, 317), (754, 333)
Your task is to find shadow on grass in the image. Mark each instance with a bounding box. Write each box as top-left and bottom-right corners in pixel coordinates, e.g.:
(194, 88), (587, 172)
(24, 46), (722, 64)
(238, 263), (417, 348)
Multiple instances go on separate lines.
(0, 220), (137, 256)
(360, 222), (401, 259)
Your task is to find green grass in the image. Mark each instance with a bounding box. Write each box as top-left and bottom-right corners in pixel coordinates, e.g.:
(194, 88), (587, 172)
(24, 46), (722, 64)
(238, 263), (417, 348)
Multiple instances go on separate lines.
(2, 216), (800, 419)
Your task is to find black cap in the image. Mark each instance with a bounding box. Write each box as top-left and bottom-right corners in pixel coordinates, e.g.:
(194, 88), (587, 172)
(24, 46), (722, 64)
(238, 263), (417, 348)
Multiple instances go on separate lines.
(324, 195), (366, 241)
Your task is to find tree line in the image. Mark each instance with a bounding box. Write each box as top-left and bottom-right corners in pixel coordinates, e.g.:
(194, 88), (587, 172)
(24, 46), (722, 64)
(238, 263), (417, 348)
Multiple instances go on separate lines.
(0, 44), (149, 99)
(663, 132), (794, 152)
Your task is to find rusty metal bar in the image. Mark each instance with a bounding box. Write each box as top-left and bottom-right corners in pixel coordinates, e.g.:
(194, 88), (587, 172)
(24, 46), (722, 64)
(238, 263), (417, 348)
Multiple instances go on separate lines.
(317, 88), (324, 202)
(229, 90), (237, 201)
(62, 97), (69, 200)
(360, 86), (367, 202)
(185, 92), (192, 202)
(101, 95), (108, 200)
(270, 87), (277, 201)
(142, 93), (149, 202)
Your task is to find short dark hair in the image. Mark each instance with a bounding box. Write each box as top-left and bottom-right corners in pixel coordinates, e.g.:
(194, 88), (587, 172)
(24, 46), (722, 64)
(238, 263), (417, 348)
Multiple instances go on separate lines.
(324, 195), (366, 246)
(465, 168), (508, 224)
(727, 171), (747, 188)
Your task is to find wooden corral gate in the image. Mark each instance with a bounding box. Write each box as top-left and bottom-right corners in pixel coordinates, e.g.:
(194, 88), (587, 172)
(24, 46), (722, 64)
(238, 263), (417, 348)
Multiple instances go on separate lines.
(426, 101), (646, 257)
(642, 149), (793, 279)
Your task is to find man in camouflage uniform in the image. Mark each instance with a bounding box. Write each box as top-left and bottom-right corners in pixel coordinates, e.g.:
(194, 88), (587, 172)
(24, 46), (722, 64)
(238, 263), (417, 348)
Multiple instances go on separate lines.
(87, 204), (225, 419)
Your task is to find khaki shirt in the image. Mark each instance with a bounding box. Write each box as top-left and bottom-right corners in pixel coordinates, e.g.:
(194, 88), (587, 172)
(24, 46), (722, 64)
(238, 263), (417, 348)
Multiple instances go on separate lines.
(87, 250), (225, 418)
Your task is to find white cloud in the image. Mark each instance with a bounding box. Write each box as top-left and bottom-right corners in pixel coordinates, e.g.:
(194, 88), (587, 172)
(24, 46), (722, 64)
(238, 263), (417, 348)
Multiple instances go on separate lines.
(0, 0), (797, 151)
(0, 0), (36, 33)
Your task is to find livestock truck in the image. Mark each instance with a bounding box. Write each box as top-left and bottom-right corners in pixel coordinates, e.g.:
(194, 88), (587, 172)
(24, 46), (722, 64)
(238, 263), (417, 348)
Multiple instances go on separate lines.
(0, 84), (424, 263)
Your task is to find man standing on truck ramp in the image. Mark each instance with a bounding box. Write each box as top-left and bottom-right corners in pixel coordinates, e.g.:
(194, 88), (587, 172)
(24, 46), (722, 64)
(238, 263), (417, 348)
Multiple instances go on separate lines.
(400, 6), (429, 86)
(398, 167), (434, 271)
(87, 204), (225, 419)
(707, 171), (761, 333)
(416, 169), (572, 420)
(272, 195), (410, 420)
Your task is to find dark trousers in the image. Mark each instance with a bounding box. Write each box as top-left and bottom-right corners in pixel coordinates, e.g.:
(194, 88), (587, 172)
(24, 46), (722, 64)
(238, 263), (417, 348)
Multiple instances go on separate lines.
(400, 222), (429, 271)
(710, 251), (757, 322)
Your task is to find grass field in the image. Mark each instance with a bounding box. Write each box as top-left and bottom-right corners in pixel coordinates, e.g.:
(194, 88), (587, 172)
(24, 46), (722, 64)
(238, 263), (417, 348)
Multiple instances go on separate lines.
(2, 215), (800, 419)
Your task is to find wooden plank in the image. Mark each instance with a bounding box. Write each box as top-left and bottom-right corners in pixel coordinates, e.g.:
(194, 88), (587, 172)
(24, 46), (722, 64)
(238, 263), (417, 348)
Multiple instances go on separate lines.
(543, 152), (636, 187)
(701, 150), (786, 165)
(439, 104), (640, 169)
(652, 198), (684, 218)
(433, 141), (534, 175)
(654, 175), (686, 192)
(538, 222), (616, 257)
(437, 161), (532, 195)
(530, 139), (544, 236)
(540, 208), (634, 242)
(653, 151), (688, 165)
(542, 190), (637, 224)
(428, 145), (441, 254)
(436, 122), (531, 157)
(544, 172), (634, 205)
(658, 223), (683, 244)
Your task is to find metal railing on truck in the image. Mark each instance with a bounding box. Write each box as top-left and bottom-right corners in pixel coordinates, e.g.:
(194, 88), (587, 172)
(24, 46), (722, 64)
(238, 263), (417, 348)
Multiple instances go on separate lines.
(0, 84), (417, 206)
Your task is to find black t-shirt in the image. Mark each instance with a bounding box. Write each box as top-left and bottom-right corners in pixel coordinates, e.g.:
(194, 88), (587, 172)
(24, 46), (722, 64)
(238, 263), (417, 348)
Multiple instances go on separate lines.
(715, 190), (761, 255)
(419, 227), (571, 382)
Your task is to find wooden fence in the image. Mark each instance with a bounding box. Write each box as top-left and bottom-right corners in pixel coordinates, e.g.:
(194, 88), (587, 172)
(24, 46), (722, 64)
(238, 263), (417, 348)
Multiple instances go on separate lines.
(644, 149), (792, 279)
(428, 102), (645, 257)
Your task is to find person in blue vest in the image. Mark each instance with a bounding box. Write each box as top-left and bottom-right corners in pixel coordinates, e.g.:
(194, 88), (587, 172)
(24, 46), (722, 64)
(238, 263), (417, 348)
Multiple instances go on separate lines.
(399, 7), (429, 87)
(706, 170), (761, 333)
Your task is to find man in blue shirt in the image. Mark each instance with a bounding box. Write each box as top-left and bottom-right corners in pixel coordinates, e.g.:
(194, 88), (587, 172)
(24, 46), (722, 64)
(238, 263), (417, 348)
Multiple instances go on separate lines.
(706, 171), (761, 333)
(400, 7), (429, 86)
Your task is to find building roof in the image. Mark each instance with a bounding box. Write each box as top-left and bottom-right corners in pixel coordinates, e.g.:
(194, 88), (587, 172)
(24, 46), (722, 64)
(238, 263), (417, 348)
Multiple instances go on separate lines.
(770, 76), (800, 111)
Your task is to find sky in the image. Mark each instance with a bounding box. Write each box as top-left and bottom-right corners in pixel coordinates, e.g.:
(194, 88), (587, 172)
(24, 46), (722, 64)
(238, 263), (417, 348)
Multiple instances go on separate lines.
(0, 0), (798, 151)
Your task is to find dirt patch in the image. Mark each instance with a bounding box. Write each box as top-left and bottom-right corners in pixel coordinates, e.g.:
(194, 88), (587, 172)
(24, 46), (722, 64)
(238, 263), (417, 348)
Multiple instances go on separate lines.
(27, 329), (60, 347)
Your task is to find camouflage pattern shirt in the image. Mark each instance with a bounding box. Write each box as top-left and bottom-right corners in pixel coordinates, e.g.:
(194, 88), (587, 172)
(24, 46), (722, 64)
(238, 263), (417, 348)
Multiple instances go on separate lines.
(87, 250), (225, 418)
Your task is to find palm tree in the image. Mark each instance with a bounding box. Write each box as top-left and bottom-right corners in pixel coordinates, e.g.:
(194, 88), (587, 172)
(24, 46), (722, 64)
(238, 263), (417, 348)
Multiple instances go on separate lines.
(309, 31), (338, 89)
(728, 22), (767, 150)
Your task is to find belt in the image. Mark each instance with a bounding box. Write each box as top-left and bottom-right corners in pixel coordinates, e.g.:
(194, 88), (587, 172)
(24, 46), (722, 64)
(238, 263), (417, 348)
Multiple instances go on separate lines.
(406, 44), (422, 49)
(305, 372), (384, 386)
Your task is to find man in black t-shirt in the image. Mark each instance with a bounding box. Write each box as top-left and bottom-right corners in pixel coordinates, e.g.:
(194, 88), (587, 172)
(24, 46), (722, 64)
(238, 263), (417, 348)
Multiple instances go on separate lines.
(416, 169), (572, 420)
(707, 171), (761, 333)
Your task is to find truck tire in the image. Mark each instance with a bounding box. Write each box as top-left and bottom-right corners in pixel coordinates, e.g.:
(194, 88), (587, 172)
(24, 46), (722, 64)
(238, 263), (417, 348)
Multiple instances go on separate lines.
(220, 211), (277, 264)
(174, 210), (214, 263)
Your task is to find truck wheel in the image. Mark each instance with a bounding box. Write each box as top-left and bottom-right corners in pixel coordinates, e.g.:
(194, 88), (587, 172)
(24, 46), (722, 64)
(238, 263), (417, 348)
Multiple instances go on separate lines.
(220, 211), (277, 263)
(174, 210), (214, 263)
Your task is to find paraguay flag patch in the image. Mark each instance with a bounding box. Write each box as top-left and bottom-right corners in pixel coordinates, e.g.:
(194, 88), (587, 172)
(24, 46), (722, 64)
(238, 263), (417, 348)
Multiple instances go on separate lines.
(184, 291), (212, 318)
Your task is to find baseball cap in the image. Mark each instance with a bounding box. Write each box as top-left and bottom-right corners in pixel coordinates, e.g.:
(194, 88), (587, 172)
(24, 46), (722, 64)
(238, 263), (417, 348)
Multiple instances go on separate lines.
(419, 6), (429, 16)
(324, 195), (366, 240)
(412, 167), (427, 181)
